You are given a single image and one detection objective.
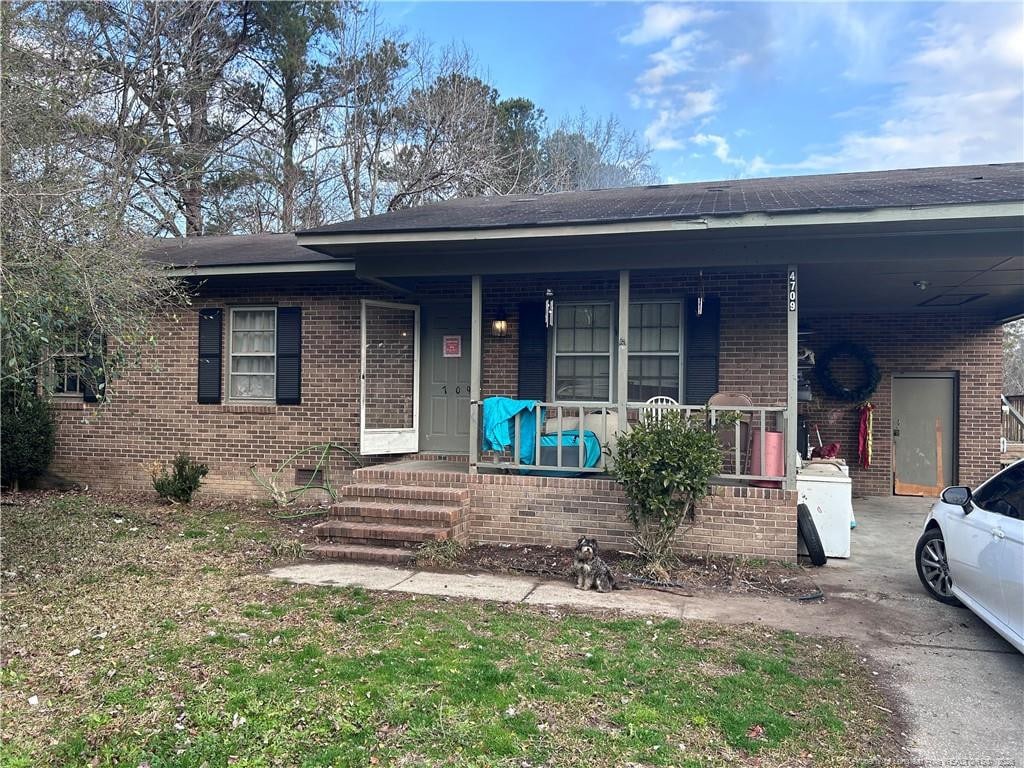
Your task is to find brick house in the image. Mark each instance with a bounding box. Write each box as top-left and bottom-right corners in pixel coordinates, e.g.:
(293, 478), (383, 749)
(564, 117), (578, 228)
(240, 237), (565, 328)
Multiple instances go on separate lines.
(51, 164), (1024, 563)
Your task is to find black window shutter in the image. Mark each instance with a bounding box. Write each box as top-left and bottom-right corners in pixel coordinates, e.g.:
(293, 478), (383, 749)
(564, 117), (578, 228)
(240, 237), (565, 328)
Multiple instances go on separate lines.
(276, 307), (302, 405)
(684, 296), (720, 405)
(81, 335), (106, 403)
(197, 308), (223, 404)
(517, 301), (547, 400)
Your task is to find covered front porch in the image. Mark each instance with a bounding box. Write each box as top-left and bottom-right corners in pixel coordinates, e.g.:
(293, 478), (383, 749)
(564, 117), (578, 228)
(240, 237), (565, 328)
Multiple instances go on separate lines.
(359, 266), (800, 488)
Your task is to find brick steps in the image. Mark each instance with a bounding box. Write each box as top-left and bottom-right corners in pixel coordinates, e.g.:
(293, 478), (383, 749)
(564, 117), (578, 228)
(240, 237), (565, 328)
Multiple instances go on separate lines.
(310, 481), (468, 565)
(340, 483), (468, 504)
(307, 543), (417, 565)
(312, 520), (450, 547)
(328, 500), (462, 527)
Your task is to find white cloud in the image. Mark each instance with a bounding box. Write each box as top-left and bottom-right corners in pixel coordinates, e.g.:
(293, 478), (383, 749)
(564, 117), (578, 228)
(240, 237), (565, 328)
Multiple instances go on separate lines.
(635, 31), (704, 93)
(644, 90), (720, 150)
(691, 133), (768, 177)
(623, 4), (725, 149)
(627, 2), (1023, 176)
(764, 2), (907, 82)
(782, 3), (1024, 172)
(621, 4), (717, 46)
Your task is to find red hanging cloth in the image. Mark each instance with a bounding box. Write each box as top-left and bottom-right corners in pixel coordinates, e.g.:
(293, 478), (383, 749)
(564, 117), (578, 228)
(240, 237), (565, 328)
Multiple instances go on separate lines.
(857, 402), (875, 468)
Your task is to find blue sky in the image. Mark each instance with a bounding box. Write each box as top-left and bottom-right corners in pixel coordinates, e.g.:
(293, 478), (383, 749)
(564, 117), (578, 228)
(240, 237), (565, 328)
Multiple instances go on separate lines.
(377, 1), (1024, 182)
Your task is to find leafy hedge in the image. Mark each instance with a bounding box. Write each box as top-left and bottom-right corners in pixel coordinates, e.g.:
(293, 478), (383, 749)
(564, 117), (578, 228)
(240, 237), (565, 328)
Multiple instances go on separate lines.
(612, 410), (731, 574)
(1, 388), (56, 489)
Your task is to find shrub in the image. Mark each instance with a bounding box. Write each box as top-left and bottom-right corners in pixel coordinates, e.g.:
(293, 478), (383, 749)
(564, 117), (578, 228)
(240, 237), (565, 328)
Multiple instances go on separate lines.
(612, 410), (733, 575)
(1, 388), (56, 490)
(415, 539), (465, 568)
(151, 452), (209, 504)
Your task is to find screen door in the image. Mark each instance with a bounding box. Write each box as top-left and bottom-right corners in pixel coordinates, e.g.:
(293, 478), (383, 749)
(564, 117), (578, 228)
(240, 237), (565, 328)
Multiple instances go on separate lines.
(360, 300), (420, 454)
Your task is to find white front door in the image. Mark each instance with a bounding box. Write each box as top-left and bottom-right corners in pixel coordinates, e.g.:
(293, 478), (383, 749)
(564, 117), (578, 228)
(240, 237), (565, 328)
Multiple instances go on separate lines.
(360, 300), (420, 455)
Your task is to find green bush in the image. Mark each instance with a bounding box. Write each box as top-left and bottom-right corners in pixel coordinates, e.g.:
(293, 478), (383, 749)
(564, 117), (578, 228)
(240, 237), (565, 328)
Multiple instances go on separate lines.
(612, 410), (732, 575)
(1, 388), (56, 490)
(151, 452), (209, 504)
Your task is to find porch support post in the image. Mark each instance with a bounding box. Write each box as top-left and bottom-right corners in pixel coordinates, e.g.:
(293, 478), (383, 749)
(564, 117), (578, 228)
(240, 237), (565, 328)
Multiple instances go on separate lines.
(469, 275), (483, 474)
(785, 264), (799, 490)
(617, 269), (630, 434)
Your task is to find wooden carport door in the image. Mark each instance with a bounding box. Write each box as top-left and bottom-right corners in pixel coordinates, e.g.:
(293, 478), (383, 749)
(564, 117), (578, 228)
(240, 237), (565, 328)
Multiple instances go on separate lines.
(892, 373), (956, 496)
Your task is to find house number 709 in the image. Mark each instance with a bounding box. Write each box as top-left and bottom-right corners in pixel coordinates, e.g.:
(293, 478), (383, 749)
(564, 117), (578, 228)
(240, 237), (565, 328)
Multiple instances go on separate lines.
(788, 270), (797, 312)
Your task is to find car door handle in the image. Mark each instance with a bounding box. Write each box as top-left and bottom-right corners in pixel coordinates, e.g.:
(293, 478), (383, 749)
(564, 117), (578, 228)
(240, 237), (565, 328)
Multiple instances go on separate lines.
(991, 528), (1006, 539)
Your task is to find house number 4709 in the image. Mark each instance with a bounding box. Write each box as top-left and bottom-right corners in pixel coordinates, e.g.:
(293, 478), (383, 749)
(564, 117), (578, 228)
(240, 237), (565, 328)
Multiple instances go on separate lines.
(788, 270), (797, 312)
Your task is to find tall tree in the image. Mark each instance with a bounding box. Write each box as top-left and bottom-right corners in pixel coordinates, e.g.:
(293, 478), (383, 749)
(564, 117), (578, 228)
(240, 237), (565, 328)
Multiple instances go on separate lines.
(539, 113), (656, 192)
(237, 1), (345, 232)
(385, 54), (504, 210)
(80, 1), (255, 235)
(495, 97), (545, 194)
(1005, 320), (1024, 396)
(0, 2), (189, 393)
(332, 20), (412, 219)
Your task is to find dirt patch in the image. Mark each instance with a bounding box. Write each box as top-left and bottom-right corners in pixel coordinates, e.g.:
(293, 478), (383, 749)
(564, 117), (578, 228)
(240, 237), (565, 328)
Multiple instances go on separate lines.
(452, 544), (822, 599)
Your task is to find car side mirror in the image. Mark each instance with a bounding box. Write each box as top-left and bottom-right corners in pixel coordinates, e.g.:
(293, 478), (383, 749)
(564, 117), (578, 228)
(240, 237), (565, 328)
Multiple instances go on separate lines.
(941, 486), (973, 512)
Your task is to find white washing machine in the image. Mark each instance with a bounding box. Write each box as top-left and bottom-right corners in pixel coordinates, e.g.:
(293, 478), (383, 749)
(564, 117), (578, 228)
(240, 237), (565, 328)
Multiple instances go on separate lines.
(796, 462), (853, 558)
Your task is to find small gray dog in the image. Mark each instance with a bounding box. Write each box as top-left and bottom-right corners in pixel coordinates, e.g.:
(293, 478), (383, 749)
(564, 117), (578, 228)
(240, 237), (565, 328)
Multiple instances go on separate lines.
(572, 536), (622, 592)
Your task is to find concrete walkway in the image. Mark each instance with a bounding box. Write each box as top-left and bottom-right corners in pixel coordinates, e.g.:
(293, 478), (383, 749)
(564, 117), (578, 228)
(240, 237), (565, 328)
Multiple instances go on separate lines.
(269, 496), (1023, 767)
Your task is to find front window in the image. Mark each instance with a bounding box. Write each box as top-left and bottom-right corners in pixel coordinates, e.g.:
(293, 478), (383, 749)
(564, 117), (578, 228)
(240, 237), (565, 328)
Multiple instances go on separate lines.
(51, 341), (85, 396)
(553, 303), (612, 401)
(628, 301), (681, 401)
(229, 307), (276, 401)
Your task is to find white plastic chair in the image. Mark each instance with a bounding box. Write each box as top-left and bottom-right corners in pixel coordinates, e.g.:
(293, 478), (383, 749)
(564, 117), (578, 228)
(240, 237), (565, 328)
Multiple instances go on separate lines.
(641, 395), (678, 424)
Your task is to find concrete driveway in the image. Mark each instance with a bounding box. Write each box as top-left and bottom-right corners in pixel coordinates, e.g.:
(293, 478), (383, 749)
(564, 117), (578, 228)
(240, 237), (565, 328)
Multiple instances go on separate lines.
(811, 497), (1023, 766)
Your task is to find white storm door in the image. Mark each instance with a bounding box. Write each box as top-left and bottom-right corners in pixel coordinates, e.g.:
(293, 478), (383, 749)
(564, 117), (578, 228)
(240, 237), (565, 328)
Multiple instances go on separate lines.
(360, 300), (420, 455)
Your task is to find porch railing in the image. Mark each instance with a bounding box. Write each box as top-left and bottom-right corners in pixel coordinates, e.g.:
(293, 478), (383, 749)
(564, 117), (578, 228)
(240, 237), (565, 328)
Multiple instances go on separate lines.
(471, 400), (788, 483)
(476, 402), (616, 475)
(1002, 394), (1024, 446)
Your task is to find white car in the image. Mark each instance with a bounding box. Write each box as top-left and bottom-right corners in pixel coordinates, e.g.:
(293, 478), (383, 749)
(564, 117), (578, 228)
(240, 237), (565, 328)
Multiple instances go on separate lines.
(915, 459), (1024, 653)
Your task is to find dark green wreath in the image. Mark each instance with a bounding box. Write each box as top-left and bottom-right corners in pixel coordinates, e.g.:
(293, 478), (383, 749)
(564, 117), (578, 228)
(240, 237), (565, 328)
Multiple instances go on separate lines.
(814, 341), (881, 402)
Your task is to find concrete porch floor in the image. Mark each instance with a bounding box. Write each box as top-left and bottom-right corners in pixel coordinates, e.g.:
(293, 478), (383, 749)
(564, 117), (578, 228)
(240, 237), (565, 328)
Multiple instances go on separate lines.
(271, 495), (1023, 765)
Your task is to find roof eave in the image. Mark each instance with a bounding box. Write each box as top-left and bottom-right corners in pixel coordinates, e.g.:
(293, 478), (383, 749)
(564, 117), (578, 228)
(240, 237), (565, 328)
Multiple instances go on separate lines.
(158, 260), (355, 277)
(294, 201), (1024, 248)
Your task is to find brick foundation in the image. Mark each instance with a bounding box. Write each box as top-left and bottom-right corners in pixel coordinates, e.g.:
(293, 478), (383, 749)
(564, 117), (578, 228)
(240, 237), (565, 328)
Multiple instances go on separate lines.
(355, 465), (798, 562)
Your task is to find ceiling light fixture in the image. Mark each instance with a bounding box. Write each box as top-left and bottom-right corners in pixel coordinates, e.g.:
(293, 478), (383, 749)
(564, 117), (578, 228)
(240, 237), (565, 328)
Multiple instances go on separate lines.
(913, 280), (930, 291)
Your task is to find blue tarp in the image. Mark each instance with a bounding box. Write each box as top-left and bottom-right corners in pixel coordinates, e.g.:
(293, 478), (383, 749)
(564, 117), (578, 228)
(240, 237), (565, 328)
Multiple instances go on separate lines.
(481, 397), (543, 464)
(481, 397), (602, 473)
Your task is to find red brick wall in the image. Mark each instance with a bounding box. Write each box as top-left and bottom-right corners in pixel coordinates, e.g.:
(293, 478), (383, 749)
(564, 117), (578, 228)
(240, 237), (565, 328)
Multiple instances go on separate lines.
(355, 464), (798, 561)
(52, 268), (788, 497)
(52, 269), (1000, 502)
(52, 277), (405, 496)
(801, 313), (1004, 495)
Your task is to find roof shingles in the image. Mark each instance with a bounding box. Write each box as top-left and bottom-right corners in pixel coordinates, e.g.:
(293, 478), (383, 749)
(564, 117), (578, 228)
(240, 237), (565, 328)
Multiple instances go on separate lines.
(299, 163), (1024, 237)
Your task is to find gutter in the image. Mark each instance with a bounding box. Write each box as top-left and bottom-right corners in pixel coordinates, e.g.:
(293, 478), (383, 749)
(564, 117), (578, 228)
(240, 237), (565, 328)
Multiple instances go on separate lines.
(161, 261), (355, 277)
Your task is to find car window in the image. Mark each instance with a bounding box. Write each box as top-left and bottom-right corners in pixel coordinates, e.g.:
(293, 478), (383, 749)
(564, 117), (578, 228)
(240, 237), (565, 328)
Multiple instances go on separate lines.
(973, 464), (1024, 520)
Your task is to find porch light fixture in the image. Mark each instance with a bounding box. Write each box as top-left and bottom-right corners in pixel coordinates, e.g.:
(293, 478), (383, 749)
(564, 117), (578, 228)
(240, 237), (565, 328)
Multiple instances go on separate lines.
(913, 280), (930, 291)
(491, 308), (509, 338)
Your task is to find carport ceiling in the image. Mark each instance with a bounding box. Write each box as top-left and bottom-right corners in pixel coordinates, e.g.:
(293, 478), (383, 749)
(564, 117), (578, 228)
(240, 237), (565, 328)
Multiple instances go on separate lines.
(799, 253), (1022, 319)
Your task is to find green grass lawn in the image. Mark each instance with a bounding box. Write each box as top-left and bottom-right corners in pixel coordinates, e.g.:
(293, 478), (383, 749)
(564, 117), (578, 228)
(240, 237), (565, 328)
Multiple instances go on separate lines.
(1, 493), (899, 767)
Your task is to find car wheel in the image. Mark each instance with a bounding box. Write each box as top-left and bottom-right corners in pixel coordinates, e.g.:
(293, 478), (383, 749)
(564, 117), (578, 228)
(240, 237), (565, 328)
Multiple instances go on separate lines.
(915, 527), (962, 606)
(796, 503), (827, 567)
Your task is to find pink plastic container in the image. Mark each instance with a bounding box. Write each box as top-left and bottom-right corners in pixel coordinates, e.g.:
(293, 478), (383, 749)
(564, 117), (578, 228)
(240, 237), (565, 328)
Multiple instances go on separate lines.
(749, 429), (784, 488)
